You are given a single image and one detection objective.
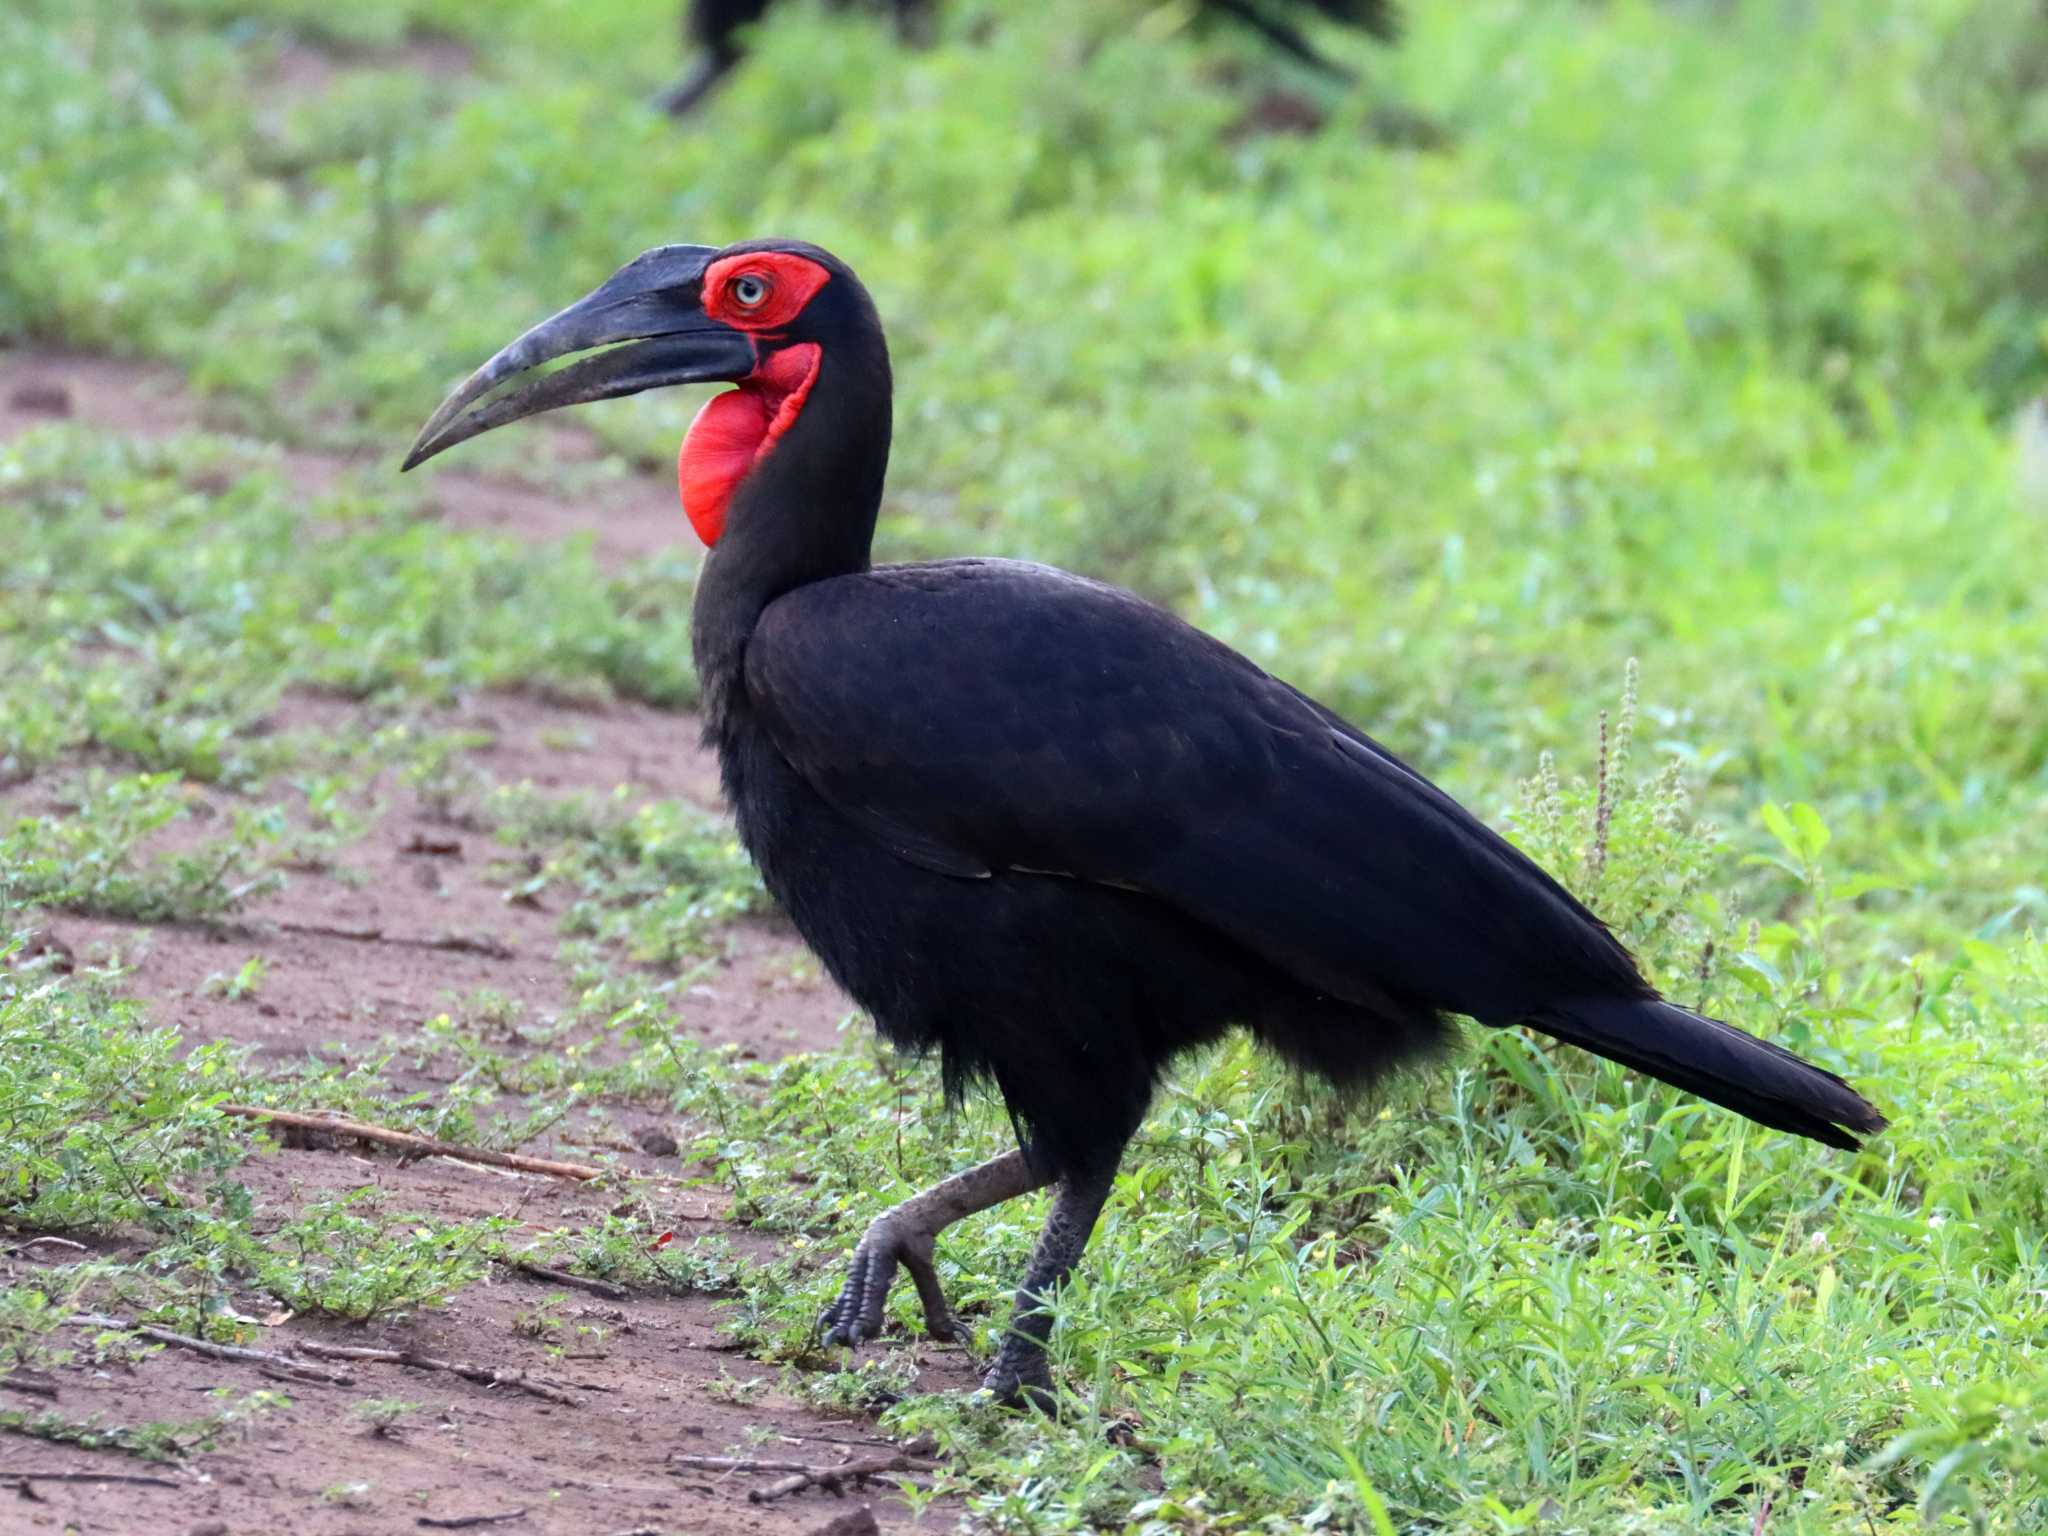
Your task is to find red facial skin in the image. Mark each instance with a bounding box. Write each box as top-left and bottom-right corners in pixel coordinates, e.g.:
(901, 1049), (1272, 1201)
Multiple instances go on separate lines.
(678, 252), (833, 546)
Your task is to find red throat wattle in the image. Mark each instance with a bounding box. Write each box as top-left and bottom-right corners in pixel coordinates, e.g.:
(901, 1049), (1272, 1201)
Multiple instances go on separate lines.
(678, 343), (822, 546)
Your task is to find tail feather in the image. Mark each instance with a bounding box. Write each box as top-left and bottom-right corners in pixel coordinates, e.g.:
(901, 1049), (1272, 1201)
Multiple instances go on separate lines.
(1528, 996), (1886, 1151)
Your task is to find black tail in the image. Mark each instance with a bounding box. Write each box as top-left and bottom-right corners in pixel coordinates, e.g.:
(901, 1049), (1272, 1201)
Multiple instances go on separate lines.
(1528, 996), (1885, 1151)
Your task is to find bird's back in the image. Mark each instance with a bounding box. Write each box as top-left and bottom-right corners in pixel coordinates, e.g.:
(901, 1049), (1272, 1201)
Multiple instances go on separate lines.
(747, 557), (1645, 1022)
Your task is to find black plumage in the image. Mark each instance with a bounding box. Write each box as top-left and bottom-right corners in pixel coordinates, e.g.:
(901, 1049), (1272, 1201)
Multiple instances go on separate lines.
(657, 0), (1399, 116)
(405, 237), (1885, 1405)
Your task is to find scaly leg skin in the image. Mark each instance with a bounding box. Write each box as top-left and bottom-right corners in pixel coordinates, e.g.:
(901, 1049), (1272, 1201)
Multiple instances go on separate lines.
(980, 1163), (1117, 1410)
(819, 1149), (1046, 1348)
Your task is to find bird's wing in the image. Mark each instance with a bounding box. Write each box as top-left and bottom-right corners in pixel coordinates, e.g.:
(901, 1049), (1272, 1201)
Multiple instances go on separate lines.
(745, 558), (1641, 1021)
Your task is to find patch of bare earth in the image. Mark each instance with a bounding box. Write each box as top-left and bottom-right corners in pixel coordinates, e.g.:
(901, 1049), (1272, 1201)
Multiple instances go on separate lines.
(7, 1237), (977, 1534)
(0, 346), (686, 570)
(1, 350), (196, 439)
(50, 691), (846, 1067)
(2, 355), (969, 1533)
(257, 33), (477, 105)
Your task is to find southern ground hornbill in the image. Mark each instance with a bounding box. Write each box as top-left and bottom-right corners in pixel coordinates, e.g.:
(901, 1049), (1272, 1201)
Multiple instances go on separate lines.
(404, 239), (1885, 1404)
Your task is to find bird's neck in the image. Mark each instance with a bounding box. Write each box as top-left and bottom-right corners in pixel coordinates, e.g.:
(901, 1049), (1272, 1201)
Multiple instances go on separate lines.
(690, 345), (891, 737)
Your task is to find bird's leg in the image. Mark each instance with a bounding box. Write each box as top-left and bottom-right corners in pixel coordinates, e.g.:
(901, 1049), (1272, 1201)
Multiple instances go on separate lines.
(981, 1162), (1117, 1409)
(890, 0), (937, 47)
(652, 48), (734, 117)
(819, 1148), (1046, 1348)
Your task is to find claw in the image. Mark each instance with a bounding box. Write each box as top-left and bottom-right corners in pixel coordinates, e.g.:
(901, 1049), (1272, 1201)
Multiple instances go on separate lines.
(818, 1214), (962, 1350)
(980, 1355), (1057, 1413)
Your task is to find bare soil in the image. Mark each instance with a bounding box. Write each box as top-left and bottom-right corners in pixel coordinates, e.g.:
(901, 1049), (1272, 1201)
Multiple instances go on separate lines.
(0, 353), (967, 1535)
(0, 348), (687, 571)
(2, 1251), (977, 1535)
(257, 34), (477, 106)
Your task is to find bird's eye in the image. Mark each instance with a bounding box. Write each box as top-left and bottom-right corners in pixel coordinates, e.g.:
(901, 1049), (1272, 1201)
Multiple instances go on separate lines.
(732, 274), (770, 308)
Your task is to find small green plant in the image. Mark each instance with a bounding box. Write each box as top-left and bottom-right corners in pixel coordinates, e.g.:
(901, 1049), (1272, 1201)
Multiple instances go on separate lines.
(510, 1293), (568, 1347)
(523, 1217), (742, 1296)
(0, 1390), (285, 1464)
(321, 1480), (375, 1509)
(1868, 1376), (2048, 1529)
(1511, 660), (1729, 990)
(703, 1372), (770, 1406)
(202, 955), (268, 1001)
(793, 1353), (921, 1414)
(257, 1193), (507, 1321)
(350, 1397), (422, 1439)
(0, 772), (283, 922)
(483, 786), (763, 968)
(0, 967), (250, 1234)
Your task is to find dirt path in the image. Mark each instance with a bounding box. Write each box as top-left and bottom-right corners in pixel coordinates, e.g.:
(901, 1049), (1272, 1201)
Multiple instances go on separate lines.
(0, 349), (685, 570)
(0, 349), (971, 1535)
(6, 1274), (976, 1534)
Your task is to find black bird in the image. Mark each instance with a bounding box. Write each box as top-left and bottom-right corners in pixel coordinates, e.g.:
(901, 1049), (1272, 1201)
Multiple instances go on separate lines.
(656, 0), (1399, 117)
(404, 239), (1886, 1404)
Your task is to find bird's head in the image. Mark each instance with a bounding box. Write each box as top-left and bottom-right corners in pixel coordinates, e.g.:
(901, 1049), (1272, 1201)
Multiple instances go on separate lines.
(403, 238), (882, 547)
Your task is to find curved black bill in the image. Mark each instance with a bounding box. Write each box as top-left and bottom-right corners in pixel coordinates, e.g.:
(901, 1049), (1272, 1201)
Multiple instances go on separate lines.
(402, 243), (755, 471)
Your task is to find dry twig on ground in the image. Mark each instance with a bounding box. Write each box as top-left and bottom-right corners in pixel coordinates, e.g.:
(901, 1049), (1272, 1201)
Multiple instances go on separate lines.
(294, 1340), (578, 1406)
(417, 1509), (530, 1530)
(2, 1469), (181, 1488)
(501, 1258), (632, 1299)
(667, 1450), (934, 1504)
(217, 1104), (608, 1182)
(64, 1313), (354, 1386)
(273, 920), (514, 958)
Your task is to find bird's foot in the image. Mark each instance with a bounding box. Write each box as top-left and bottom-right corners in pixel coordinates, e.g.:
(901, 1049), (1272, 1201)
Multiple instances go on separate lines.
(818, 1213), (964, 1348)
(979, 1350), (1056, 1413)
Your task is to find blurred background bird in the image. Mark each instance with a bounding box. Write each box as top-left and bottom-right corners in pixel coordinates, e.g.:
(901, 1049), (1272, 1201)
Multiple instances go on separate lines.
(657, 0), (1400, 116)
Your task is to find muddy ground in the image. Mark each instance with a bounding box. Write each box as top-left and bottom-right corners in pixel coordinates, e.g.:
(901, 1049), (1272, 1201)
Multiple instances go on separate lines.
(0, 349), (981, 1536)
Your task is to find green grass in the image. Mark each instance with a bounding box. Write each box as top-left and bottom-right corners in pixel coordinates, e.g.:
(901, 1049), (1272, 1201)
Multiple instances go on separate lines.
(4, 0), (2047, 1527)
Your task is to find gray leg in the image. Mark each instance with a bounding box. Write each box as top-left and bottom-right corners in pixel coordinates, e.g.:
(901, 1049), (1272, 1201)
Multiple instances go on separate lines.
(653, 52), (727, 117)
(981, 1163), (1117, 1408)
(819, 1149), (1046, 1347)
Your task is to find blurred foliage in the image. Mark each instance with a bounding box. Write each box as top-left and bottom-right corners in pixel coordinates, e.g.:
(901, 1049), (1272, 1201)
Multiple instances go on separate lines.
(0, 430), (699, 780)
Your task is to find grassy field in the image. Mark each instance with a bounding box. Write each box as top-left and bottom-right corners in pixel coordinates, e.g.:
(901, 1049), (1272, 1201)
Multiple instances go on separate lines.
(3, 0), (2046, 1530)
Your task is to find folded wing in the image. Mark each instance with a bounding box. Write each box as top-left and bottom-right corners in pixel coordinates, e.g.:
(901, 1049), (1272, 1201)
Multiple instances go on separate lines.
(746, 557), (1643, 1023)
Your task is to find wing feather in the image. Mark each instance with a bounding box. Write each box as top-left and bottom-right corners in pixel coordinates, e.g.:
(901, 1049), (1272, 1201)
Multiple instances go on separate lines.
(745, 558), (1641, 1022)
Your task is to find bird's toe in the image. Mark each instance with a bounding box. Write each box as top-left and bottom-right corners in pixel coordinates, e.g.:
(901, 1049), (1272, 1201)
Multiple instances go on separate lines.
(979, 1359), (1057, 1413)
(819, 1290), (878, 1347)
(819, 1237), (903, 1348)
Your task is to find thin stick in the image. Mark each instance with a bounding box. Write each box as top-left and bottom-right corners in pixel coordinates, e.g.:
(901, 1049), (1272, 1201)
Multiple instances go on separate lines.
(417, 1510), (529, 1530)
(64, 1314), (353, 1386)
(774, 1429), (906, 1451)
(1, 1469), (181, 1488)
(667, 1452), (933, 1504)
(501, 1259), (631, 1300)
(275, 920), (514, 959)
(0, 1375), (59, 1400)
(293, 1342), (576, 1406)
(747, 1454), (931, 1505)
(217, 1105), (607, 1183)
(669, 1453), (819, 1475)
